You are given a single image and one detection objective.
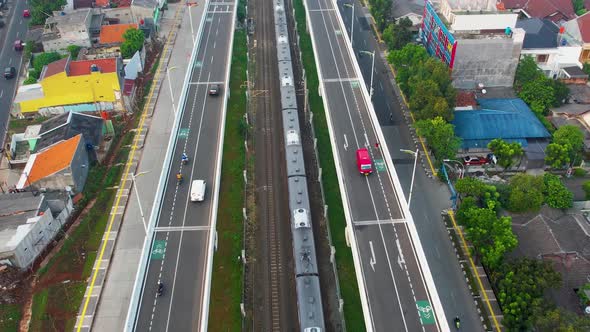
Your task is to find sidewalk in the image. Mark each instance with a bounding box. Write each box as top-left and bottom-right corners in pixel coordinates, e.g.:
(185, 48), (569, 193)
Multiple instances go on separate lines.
(81, 3), (206, 331)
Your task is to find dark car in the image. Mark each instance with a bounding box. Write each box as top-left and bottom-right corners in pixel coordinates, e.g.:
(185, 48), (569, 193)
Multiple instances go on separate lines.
(4, 67), (15, 79)
(14, 40), (23, 51)
(462, 155), (488, 166)
(208, 84), (221, 96)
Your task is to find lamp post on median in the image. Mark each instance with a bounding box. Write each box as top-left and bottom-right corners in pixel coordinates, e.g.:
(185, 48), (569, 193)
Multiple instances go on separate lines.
(400, 149), (418, 209)
(166, 66), (178, 113)
(359, 50), (375, 99)
(131, 171), (151, 235)
(343, 2), (354, 47)
(187, 2), (197, 44)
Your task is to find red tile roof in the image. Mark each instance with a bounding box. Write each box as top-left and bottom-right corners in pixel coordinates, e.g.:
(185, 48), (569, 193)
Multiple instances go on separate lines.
(502, 0), (575, 22)
(95, 0), (109, 7)
(455, 91), (477, 108)
(68, 58), (118, 76)
(577, 12), (590, 43)
(40, 57), (69, 80)
(99, 23), (138, 44)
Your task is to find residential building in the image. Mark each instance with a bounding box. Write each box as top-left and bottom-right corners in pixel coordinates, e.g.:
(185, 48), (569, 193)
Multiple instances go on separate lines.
(501, 0), (576, 24)
(16, 134), (90, 192)
(13, 57), (124, 116)
(421, 0), (524, 89)
(99, 23), (138, 45)
(516, 18), (584, 79)
(0, 191), (73, 269)
(563, 12), (590, 63)
(96, 0), (110, 8)
(452, 98), (551, 167)
(42, 9), (105, 52)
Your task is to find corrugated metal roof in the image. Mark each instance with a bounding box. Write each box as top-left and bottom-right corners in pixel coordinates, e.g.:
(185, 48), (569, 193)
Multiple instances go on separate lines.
(452, 98), (551, 149)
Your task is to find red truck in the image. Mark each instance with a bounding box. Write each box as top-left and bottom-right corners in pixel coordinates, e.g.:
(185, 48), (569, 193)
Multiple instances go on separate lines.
(356, 148), (373, 175)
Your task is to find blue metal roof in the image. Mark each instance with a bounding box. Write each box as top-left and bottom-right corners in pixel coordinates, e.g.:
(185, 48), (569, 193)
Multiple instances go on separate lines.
(452, 98), (551, 149)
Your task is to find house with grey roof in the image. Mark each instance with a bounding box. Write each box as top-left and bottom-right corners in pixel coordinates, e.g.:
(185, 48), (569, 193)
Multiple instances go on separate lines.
(517, 18), (584, 79)
(0, 192), (73, 269)
(42, 9), (105, 52)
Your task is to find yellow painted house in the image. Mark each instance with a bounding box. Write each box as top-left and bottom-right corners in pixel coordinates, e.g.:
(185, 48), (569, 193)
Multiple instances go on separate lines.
(14, 56), (123, 115)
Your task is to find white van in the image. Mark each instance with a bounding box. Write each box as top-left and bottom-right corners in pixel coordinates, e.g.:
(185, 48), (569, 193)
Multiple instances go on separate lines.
(190, 179), (206, 202)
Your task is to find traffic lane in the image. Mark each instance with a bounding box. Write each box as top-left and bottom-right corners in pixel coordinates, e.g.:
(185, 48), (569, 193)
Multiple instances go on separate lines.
(323, 81), (403, 220)
(166, 230), (210, 331)
(308, 11), (356, 80)
(0, 0), (29, 145)
(354, 225), (422, 332)
(192, 12), (233, 83)
(392, 156), (485, 331)
(136, 231), (183, 332)
(187, 13), (219, 83)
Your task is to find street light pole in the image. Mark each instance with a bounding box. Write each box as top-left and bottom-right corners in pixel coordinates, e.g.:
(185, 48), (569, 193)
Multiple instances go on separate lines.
(400, 149), (418, 209)
(360, 50), (375, 99)
(188, 3), (197, 44)
(131, 171), (151, 235)
(166, 66), (178, 113)
(344, 2), (354, 47)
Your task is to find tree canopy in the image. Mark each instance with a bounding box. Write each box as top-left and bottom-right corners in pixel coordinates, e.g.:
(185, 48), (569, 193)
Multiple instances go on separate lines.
(414, 117), (461, 161)
(487, 138), (523, 170)
(492, 258), (561, 331)
(545, 143), (572, 169)
(29, 0), (66, 26)
(507, 174), (545, 212)
(368, 0), (392, 31)
(121, 28), (145, 59)
(382, 17), (413, 51)
(543, 174), (573, 209)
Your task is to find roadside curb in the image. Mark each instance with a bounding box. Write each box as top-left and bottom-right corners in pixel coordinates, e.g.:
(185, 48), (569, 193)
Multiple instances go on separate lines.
(74, 6), (185, 332)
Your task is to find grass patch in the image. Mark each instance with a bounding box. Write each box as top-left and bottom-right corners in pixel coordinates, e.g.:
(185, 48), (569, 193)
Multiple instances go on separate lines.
(8, 116), (49, 133)
(293, 0), (365, 329)
(207, 29), (247, 330)
(29, 289), (48, 332)
(0, 304), (22, 332)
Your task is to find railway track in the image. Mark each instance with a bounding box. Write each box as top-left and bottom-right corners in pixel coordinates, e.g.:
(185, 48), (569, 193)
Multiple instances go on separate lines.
(250, 0), (298, 329)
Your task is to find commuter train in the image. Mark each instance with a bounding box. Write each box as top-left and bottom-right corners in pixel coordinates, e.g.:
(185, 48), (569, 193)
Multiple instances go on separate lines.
(274, 0), (326, 330)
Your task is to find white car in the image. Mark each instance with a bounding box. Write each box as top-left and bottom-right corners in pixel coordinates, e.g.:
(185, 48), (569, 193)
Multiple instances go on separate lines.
(190, 180), (206, 202)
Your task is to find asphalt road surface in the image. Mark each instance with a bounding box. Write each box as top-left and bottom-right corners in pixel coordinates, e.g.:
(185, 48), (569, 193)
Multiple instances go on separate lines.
(304, 0), (445, 330)
(0, 0), (29, 147)
(134, 2), (235, 331)
(337, 0), (485, 330)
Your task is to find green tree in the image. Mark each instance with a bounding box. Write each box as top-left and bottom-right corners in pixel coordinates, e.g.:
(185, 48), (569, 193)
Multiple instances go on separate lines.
(487, 138), (523, 170)
(535, 307), (590, 332)
(455, 177), (501, 210)
(574, 0), (587, 15)
(29, 0), (67, 26)
(368, 0), (392, 31)
(507, 174), (545, 212)
(387, 43), (429, 69)
(515, 55), (543, 89)
(545, 143), (572, 168)
(121, 28), (145, 59)
(518, 77), (555, 114)
(549, 79), (569, 107)
(492, 258), (561, 331)
(67, 45), (82, 60)
(554, 125), (584, 164)
(32, 52), (62, 74)
(23, 77), (37, 85)
(456, 203), (517, 268)
(543, 174), (573, 209)
(584, 181), (590, 200)
(414, 117), (461, 161)
(382, 17), (413, 51)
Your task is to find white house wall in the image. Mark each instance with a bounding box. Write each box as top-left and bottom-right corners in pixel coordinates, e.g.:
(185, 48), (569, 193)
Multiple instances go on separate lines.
(450, 13), (518, 31)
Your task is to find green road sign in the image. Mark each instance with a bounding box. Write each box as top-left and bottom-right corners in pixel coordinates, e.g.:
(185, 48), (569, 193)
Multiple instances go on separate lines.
(350, 80), (360, 89)
(195, 61), (203, 68)
(416, 300), (435, 325)
(178, 128), (189, 138)
(335, 30), (342, 36)
(151, 240), (166, 260)
(374, 159), (386, 172)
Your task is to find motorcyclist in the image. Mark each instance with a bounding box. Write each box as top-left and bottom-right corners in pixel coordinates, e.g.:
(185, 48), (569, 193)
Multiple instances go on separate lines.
(181, 153), (188, 164)
(157, 282), (164, 296)
(176, 172), (183, 181)
(454, 316), (460, 329)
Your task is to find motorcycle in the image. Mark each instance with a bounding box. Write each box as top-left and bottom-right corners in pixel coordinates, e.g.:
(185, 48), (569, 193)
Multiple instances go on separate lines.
(454, 317), (460, 329)
(157, 282), (164, 297)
